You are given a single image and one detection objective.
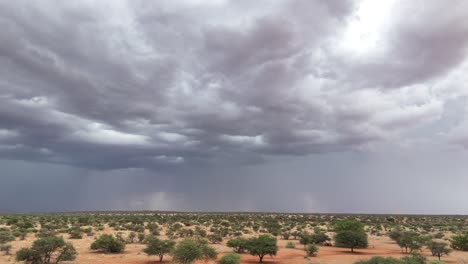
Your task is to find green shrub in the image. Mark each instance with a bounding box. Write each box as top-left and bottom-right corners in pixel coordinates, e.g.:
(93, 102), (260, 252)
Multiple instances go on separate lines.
(451, 234), (468, 251)
(305, 244), (319, 257)
(285, 241), (295, 248)
(227, 238), (249, 253)
(90, 234), (125, 253)
(334, 220), (368, 253)
(15, 236), (76, 264)
(171, 238), (217, 264)
(218, 253), (241, 264)
(143, 236), (175, 262)
(246, 235), (278, 263)
(0, 244), (12, 255)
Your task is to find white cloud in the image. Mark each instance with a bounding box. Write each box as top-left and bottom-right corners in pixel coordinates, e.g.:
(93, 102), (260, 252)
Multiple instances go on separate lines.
(70, 123), (149, 146)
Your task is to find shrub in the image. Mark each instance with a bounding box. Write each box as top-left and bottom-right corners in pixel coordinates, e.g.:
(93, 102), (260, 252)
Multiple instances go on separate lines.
(138, 233), (146, 243)
(394, 232), (425, 253)
(354, 256), (402, 264)
(427, 241), (451, 261)
(227, 238), (249, 253)
(143, 236), (176, 262)
(246, 235), (278, 263)
(90, 234), (125, 253)
(305, 244), (319, 257)
(335, 230), (368, 253)
(354, 252), (426, 264)
(451, 234), (468, 251)
(334, 220), (368, 253)
(171, 238), (217, 264)
(207, 233), (223, 244)
(68, 230), (83, 239)
(0, 231), (14, 244)
(15, 236), (77, 264)
(285, 241), (295, 249)
(218, 253), (241, 264)
(128, 232), (137, 243)
(0, 244), (12, 255)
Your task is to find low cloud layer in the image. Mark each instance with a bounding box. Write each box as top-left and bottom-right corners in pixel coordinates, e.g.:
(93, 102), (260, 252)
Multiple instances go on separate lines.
(1, 0), (468, 213)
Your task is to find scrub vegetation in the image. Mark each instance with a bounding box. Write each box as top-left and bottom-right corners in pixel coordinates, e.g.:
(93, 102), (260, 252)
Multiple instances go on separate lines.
(1, 213), (468, 263)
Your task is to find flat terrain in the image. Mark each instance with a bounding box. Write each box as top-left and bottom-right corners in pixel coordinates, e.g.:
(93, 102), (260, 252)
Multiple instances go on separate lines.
(2, 231), (468, 264)
(2, 213), (468, 264)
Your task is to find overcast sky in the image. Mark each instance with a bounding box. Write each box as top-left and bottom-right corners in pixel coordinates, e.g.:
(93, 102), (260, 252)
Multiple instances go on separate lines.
(1, 0), (468, 214)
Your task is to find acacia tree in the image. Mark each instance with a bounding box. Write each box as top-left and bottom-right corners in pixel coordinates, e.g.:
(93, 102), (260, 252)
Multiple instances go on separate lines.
(143, 236), (175, 262)
(0, 231), (15, 244)
(333, 220), (368, 253)
(427, 241), (452, 261)
(396, 232), (424, 253)
(90, 234), (125, 253)
(246, 235), (278, 263)
(227, 238), (249, 253)
(451, 234), (468, 251)
(15, 236), (77, 264)
(171, 238), (217, 264)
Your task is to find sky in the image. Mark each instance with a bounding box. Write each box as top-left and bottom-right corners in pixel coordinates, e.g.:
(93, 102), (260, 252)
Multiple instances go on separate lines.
(1, 0), (468, 214)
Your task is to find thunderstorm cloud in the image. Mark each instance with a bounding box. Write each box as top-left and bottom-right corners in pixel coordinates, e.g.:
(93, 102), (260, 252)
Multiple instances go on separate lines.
(1, 0), (468, 213)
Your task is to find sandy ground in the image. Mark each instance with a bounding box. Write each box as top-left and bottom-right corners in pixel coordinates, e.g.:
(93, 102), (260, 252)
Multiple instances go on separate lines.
(2, 233), (468, 264)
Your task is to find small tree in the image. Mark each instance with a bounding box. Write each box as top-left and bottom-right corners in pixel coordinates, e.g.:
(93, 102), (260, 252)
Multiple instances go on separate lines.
(218, 252), (241, 264)
(0, 231), (14, 244)
(138, 233), (146, 243)
(128, 232), (136, 243)
(171, 238), (217, 264)
(314, 232), (331, 245)
(451, 234), (468, 251)
(427, 241), (451, 260)
(299, 233), (314, 247)
(227, 238), (249, 253)
(0, 244), (12, 255)
(355, 252), (426, 264)
(354, 256), (401, 264)
(400, 252), (427, 264)
(396, 232), (424, 253)
(68, 229), (82, 239)
(285, 241), (295, 249)
(15, 236), (77, 264)
(334, 220), (368, 253)
(305, 244), (319, 257)
(334, 230), (368, 253)
(246, 235), (278, 263)
(144, 236), (176, 262)
(90, 234), (125, 253)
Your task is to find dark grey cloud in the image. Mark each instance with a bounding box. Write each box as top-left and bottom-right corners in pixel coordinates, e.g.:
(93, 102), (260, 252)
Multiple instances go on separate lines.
(1, 0), (468, 213)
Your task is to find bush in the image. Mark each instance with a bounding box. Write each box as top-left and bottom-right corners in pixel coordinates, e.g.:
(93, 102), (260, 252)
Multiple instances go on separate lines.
(15, 236), (77, 264)
(427, 241), (451, 260)
(354, 253), (426, 264)
(227, 238), (249, 253)
(207, 233), (223, 244)
(0, 244), (12, 255)
(143, 236), (175, 262)
(355, 256), (402, 264)
(138, 233), (146, 243)
(451, 234), (468, 251)
(171, 238), (217, 264)
(335, 230), (368, 253)
(0, 231), (14, 244)
(334, 220), (368, 253)
(90, 234), (125, 253)
(285, 241), (295, 248)
(218, 253), (241, 264)
(305, 244), (319, 257)
(246, 235), (278, 263)
(68, 230), (83, 239)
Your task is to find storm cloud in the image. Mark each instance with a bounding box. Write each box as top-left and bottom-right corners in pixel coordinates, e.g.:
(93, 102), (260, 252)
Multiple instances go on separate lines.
(1, 0), (468, 213)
